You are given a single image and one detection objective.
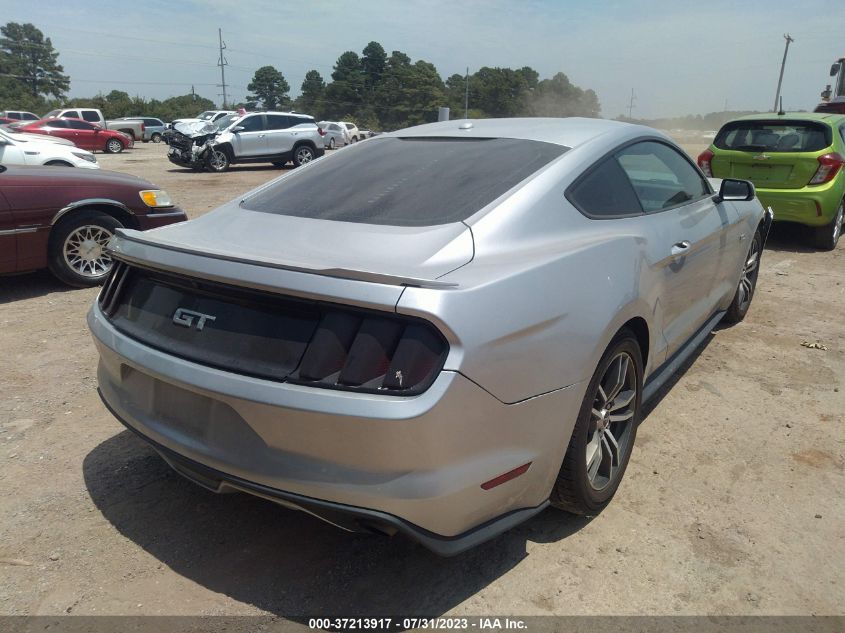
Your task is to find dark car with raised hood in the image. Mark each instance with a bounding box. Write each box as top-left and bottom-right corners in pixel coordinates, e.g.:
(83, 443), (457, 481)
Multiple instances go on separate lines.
(0, 165), (187, 286)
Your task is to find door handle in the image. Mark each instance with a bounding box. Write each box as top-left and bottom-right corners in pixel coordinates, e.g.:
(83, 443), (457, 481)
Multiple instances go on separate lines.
(671, 241), (691, 257)
(258, 134), (265, 138)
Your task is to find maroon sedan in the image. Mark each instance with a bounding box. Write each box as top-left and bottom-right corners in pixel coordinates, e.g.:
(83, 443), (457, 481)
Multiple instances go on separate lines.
(0, 165), (187, 286)
(15, 118), (134, 153)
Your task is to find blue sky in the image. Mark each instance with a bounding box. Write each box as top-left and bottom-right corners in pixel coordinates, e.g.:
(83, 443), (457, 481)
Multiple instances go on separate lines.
(1, 0), (841, 118)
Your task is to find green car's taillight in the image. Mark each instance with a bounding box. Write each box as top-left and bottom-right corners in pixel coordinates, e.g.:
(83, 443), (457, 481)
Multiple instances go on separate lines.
(809, 152), (844, 185)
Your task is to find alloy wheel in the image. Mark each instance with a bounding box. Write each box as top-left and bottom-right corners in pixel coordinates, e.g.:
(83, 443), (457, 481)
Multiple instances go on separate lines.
(62, 225), (113, 278)
(296, 147), (314, 164)
(586, 352), (637, 491)
(737, 237), (760, 311)
(106, 139), (122, 153)
(208, 150), (228, 171)
(833, 204), (843, 244)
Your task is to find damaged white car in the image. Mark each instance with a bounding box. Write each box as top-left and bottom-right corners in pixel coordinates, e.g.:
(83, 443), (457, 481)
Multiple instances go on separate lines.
(166, 112), (325, 172)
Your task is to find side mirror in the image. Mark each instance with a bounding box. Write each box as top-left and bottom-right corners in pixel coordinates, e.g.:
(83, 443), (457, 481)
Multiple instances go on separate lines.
(831, 63), (841, 78)
(714, 178), (755, 203)
(231, 125), (245, 132)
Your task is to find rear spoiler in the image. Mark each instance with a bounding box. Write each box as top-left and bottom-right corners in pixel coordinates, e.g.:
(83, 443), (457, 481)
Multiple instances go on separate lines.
(108, 229), (458, 290)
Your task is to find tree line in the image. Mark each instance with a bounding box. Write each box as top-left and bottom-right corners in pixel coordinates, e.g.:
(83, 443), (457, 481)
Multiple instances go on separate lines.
(1, 22), (601, 129)
(251, 41), (601, 130)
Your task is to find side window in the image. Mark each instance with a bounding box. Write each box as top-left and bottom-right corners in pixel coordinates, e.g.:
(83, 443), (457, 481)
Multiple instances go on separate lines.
(840, 125), (845, 144)
(616, 141), (709, 213)
(23, 113), (39, 120)
(567, 157), (643, 218)
(62, 110), (80, 119)
(345, 123), (354, 130)
(8, 112), (21, 120)
(265, 114), (291, 130)
(81, 110), (100, 123)
(329, 124), (340, 131)
(66, 119), (92, 130)
(238, 115), (265, 132)
(46, 119), (68, 128)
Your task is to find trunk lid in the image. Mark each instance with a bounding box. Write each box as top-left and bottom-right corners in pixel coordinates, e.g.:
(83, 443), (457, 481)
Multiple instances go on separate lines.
(118, 199), (474, 284)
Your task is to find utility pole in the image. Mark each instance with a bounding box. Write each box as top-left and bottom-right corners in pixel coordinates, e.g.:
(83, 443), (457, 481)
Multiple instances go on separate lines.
(772, 33), (794, 112)
(191, 85), (196, 102)
(217, 28), (229, 109)
(464, 66), (469, 119)
(627, 88), (636, 119)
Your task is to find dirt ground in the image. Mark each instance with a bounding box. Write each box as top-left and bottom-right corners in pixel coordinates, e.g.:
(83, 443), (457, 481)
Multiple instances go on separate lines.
(0, 137), (843, 619)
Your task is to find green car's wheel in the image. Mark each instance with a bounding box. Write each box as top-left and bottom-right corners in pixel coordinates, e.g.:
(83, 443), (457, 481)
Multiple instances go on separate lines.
(813, 199), (843, 251)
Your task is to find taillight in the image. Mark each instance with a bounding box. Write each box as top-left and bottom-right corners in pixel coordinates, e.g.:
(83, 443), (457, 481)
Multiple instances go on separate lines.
(809, 152), (844, 185)
(697, 148), (714, 177)
(292, 312), (448, 395)
(317, 127), (325, 136)
(141, 122), (145, 132)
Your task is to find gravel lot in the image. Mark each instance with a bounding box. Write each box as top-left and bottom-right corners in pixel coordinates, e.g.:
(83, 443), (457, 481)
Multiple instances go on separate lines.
(0, 138), (843, 618)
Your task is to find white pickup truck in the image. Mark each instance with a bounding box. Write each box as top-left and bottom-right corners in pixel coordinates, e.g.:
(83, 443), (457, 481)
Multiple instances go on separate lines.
(44, 108), (145, 141)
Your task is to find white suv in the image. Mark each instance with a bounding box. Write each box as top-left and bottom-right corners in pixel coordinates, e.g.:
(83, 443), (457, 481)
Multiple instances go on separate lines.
(167, 111), (325, 172)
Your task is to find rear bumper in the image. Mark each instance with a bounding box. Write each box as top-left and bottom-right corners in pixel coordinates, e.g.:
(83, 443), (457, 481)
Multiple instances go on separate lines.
(757, 181), (844, 227)
(101, 392), (547, 557)
(88, 302), (581, 550)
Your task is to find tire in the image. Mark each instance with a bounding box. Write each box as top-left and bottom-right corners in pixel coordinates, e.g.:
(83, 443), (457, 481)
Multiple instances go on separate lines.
(722, 229), (762, 324)
(47, 210), (123, 287)
(272, 161), (286, 168)
(328, 137), (336, 150)
(45, 160), (73, 167)
(205, 147), (230, 172)
(104, 138), (124, 154)
(151, 133), (162, 143)
(292, 144), (315, 167)
(550, 329), (642, 515)
(812, 200), (843, 251)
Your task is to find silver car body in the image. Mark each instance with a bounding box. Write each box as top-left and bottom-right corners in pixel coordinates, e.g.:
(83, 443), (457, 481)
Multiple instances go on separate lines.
(318, 121), (349, 149)
(90, 118), (768, 554)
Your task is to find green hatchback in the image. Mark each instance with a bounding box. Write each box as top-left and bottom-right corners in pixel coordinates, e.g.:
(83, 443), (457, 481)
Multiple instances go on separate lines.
(698, 112), (845, 250)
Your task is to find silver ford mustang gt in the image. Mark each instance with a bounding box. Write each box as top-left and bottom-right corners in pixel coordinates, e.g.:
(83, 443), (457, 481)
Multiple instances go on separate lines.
(89, 118), (771, 555)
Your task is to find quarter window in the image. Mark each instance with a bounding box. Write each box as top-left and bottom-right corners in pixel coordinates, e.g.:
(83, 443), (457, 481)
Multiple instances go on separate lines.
(567, 157), (642, 218)
(615, 141), (708, 213)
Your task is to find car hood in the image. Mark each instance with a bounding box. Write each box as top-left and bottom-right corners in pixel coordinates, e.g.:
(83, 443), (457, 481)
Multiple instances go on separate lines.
(11, 132), (76, 146)
(114, 200), (474, 286)
(173, 120), (219, 138)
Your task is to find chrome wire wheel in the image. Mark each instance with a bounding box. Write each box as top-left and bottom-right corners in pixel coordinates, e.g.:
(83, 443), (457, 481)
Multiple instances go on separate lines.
(586, 352), (637, 491)
(737, 237), (760, 312)
(295, 146), (314, 164)
(62, 224), (113, 279)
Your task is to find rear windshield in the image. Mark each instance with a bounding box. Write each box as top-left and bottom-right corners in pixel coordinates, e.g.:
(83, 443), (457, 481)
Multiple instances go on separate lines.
(714, 120), (831, 153)
(240, 137), (567, 226)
